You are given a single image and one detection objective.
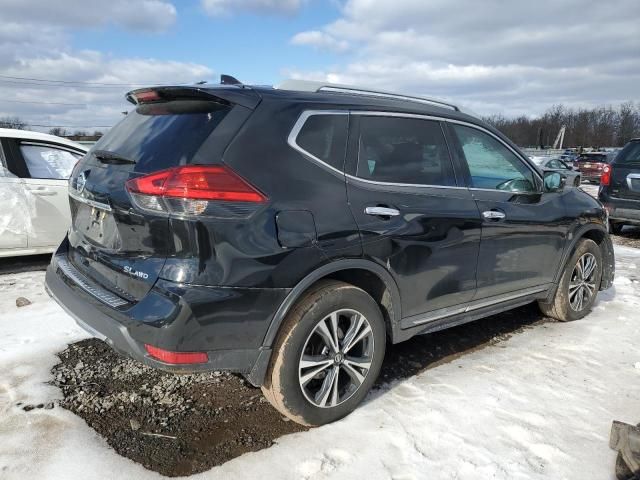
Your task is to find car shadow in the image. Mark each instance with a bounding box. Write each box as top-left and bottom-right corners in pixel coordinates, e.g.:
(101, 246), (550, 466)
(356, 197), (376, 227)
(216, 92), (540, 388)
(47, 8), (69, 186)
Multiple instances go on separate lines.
(0, 253), (51, 274)
(375, 302), (548, 388)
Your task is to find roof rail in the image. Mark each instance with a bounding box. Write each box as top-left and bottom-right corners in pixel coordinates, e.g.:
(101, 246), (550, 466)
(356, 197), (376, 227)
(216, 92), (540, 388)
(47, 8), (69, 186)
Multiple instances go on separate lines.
(276, 79), (460, 112)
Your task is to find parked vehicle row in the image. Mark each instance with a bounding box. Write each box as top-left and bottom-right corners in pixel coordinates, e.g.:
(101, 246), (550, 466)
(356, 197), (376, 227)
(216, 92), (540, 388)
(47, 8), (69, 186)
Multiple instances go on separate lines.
(44, 78), (615, 426)
(0, 129), (87, 257)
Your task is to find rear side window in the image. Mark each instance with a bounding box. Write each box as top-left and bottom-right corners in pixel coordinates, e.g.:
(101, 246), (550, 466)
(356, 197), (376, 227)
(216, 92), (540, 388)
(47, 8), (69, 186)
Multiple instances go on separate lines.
(356, 116), (456, 186)
(20, 143), (82, 180)
(92, 100), (231, 173)
(615, 142), (640, 165)
(295, 114), (348, 171)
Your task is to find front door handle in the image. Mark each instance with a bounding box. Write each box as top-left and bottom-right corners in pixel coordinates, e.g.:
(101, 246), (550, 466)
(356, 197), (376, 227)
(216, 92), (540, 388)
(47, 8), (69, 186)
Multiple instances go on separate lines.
(365, 206), (400, 217)
(27, 187), (56, 196)
(482, 210), (506, 220)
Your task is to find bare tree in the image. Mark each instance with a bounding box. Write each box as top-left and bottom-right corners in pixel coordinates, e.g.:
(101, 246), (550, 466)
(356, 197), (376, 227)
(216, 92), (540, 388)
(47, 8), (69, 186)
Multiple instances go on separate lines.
(0, 116), (28, 129)
(48, 127), (68, 137)
(485, 102), (640, 147)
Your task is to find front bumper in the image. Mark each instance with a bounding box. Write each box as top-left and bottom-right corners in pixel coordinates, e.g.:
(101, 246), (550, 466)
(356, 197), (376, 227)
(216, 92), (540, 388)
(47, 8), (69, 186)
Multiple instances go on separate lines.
(45, 250), (288, 385)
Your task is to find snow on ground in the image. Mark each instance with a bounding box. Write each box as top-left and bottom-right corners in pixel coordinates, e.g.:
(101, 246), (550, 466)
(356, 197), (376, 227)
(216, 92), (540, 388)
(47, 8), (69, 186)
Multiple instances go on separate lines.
(1, 247), (640, 480)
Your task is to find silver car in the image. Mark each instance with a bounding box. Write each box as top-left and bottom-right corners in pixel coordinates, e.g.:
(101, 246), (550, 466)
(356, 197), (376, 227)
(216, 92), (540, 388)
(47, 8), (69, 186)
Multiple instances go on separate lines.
(530, 156), (582, 187)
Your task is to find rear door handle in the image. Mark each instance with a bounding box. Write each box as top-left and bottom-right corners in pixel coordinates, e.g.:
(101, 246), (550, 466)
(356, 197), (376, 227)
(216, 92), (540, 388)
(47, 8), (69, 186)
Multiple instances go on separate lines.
(365, 206), (400, 217)
(482, 210), (506, 220)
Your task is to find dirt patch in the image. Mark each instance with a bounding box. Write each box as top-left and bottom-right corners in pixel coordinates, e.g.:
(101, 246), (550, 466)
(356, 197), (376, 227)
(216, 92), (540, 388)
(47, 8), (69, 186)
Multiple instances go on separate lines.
(50, 341), (305, 477)
(49, 303), (547, 477)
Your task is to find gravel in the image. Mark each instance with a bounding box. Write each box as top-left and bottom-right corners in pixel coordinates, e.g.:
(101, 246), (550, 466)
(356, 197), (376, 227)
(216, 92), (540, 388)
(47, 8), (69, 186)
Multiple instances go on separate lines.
(50, 340), (305, 477)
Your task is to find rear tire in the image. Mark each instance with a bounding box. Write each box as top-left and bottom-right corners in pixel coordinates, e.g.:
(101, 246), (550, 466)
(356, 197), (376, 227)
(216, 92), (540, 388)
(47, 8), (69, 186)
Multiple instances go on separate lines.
(262, 280), (386, 426)
(539, 239), (602, 322)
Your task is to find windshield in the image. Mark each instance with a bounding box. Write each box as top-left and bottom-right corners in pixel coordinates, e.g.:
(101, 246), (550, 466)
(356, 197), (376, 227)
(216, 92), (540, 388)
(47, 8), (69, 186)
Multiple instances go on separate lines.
(91, 100), (231, 173)
(615, 142), (640, 165)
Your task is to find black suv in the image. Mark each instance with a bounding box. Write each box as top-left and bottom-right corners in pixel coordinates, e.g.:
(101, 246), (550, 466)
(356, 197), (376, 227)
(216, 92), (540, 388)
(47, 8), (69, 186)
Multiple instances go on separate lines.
(599, 138), (640, 234)
(46, 78), (614, 426)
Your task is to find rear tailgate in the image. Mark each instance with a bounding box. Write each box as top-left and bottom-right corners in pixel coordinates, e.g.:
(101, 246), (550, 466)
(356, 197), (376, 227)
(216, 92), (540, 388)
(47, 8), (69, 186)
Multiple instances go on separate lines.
(609, 141), (640, 200)
(578, 154), (608, 176)
(66, 88), (256, 301)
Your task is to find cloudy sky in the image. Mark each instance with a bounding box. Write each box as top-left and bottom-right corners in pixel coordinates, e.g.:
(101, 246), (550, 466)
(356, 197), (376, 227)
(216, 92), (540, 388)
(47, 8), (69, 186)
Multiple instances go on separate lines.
(0, 0), (638, 132)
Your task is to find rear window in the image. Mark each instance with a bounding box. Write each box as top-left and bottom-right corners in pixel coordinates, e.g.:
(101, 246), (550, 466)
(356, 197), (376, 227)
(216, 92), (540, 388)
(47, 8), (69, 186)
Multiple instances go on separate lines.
(92, 100), (231, 173)
(578, 154), (608, 163)
(614, 142), (640, 165)
(294, 114), (348, 171)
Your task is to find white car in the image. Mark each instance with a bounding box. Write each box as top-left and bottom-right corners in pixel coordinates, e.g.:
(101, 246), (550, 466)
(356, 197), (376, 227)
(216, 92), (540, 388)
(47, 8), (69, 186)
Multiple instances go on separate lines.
(0, 128), (87, 257)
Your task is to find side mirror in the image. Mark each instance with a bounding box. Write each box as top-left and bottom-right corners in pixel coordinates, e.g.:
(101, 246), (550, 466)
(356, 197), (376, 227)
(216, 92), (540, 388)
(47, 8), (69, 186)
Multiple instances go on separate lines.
(543, 171), (566, 192)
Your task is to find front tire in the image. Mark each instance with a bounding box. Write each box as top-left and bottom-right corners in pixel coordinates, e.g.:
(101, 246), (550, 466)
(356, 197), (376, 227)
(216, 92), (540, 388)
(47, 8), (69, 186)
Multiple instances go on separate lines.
(539, 239), (602, 321)
(262, 280), (386, 426)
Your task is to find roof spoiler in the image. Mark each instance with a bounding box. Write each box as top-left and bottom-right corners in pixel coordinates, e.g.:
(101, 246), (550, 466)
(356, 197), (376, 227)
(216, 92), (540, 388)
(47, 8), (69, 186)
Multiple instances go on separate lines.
(125, 83), (260, 110)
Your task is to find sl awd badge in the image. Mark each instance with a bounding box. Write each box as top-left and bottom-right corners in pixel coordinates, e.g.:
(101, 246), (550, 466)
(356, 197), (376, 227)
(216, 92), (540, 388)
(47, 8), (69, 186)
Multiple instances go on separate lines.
(124, 266), (149, 279)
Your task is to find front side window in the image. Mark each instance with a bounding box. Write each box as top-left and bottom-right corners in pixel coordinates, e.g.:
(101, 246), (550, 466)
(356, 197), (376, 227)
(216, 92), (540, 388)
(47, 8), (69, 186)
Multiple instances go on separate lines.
(295, 114), (348, 171)
(356, 116), (456, 186)
(20, 143), (82, 180)
(452, 124), (536, 192)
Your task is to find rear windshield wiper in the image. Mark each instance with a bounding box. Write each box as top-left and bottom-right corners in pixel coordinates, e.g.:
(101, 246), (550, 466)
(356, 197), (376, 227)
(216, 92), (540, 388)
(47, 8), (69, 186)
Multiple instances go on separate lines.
(93, 149), (136, 165)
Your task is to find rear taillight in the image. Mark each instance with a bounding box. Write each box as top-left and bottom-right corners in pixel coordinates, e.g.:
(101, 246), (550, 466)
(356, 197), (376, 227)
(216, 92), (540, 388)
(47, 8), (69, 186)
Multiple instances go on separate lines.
(144, 344), (208, 364)
(126, 165), (267, 218)
(601, 165), (611, 186)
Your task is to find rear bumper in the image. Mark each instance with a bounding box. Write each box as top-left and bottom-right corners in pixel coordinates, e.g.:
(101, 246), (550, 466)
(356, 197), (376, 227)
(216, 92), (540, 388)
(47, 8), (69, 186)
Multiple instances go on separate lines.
(581, 173), (602, 182)
(600, 192), (640, 224)
(45, 246), (288, 385)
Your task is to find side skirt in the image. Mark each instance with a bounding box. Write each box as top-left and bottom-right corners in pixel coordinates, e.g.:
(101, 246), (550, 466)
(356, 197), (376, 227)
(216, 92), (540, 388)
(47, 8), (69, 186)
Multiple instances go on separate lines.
(394, 285), (551, 343)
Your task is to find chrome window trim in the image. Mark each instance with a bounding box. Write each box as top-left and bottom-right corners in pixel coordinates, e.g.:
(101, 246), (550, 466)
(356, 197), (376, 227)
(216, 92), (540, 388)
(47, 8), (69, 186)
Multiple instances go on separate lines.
(346, 174), (467, 190)
(68, 188), (113, 212)
(287, 110), (349, 177)
(20, 141), (85, 156)
(288, 109), (541, 190)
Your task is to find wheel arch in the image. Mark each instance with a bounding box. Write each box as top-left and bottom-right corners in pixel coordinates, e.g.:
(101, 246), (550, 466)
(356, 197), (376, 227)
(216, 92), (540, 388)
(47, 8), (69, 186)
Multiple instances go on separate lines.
(552, 223), (615, 293)
(262, 259), (402, 349)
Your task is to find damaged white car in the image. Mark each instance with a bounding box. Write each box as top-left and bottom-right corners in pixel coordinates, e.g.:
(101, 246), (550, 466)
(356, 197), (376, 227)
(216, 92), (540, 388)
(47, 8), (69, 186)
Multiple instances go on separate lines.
(0, 129), (87, 257)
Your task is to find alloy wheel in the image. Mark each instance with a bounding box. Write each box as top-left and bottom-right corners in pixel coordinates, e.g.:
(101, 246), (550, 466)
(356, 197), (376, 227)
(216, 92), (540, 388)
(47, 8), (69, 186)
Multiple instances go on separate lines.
(569, 252), (598, 312)
(298, 309), (374, 408)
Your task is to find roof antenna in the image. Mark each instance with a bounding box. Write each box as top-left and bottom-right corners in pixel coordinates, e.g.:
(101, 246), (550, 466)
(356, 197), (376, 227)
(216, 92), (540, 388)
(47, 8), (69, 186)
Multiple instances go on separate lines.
(220, 74), (242, 86)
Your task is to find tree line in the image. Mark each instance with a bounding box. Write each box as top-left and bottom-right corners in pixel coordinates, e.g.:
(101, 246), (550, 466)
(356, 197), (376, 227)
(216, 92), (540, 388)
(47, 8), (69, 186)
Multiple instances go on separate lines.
(484, 102), (640, 148)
